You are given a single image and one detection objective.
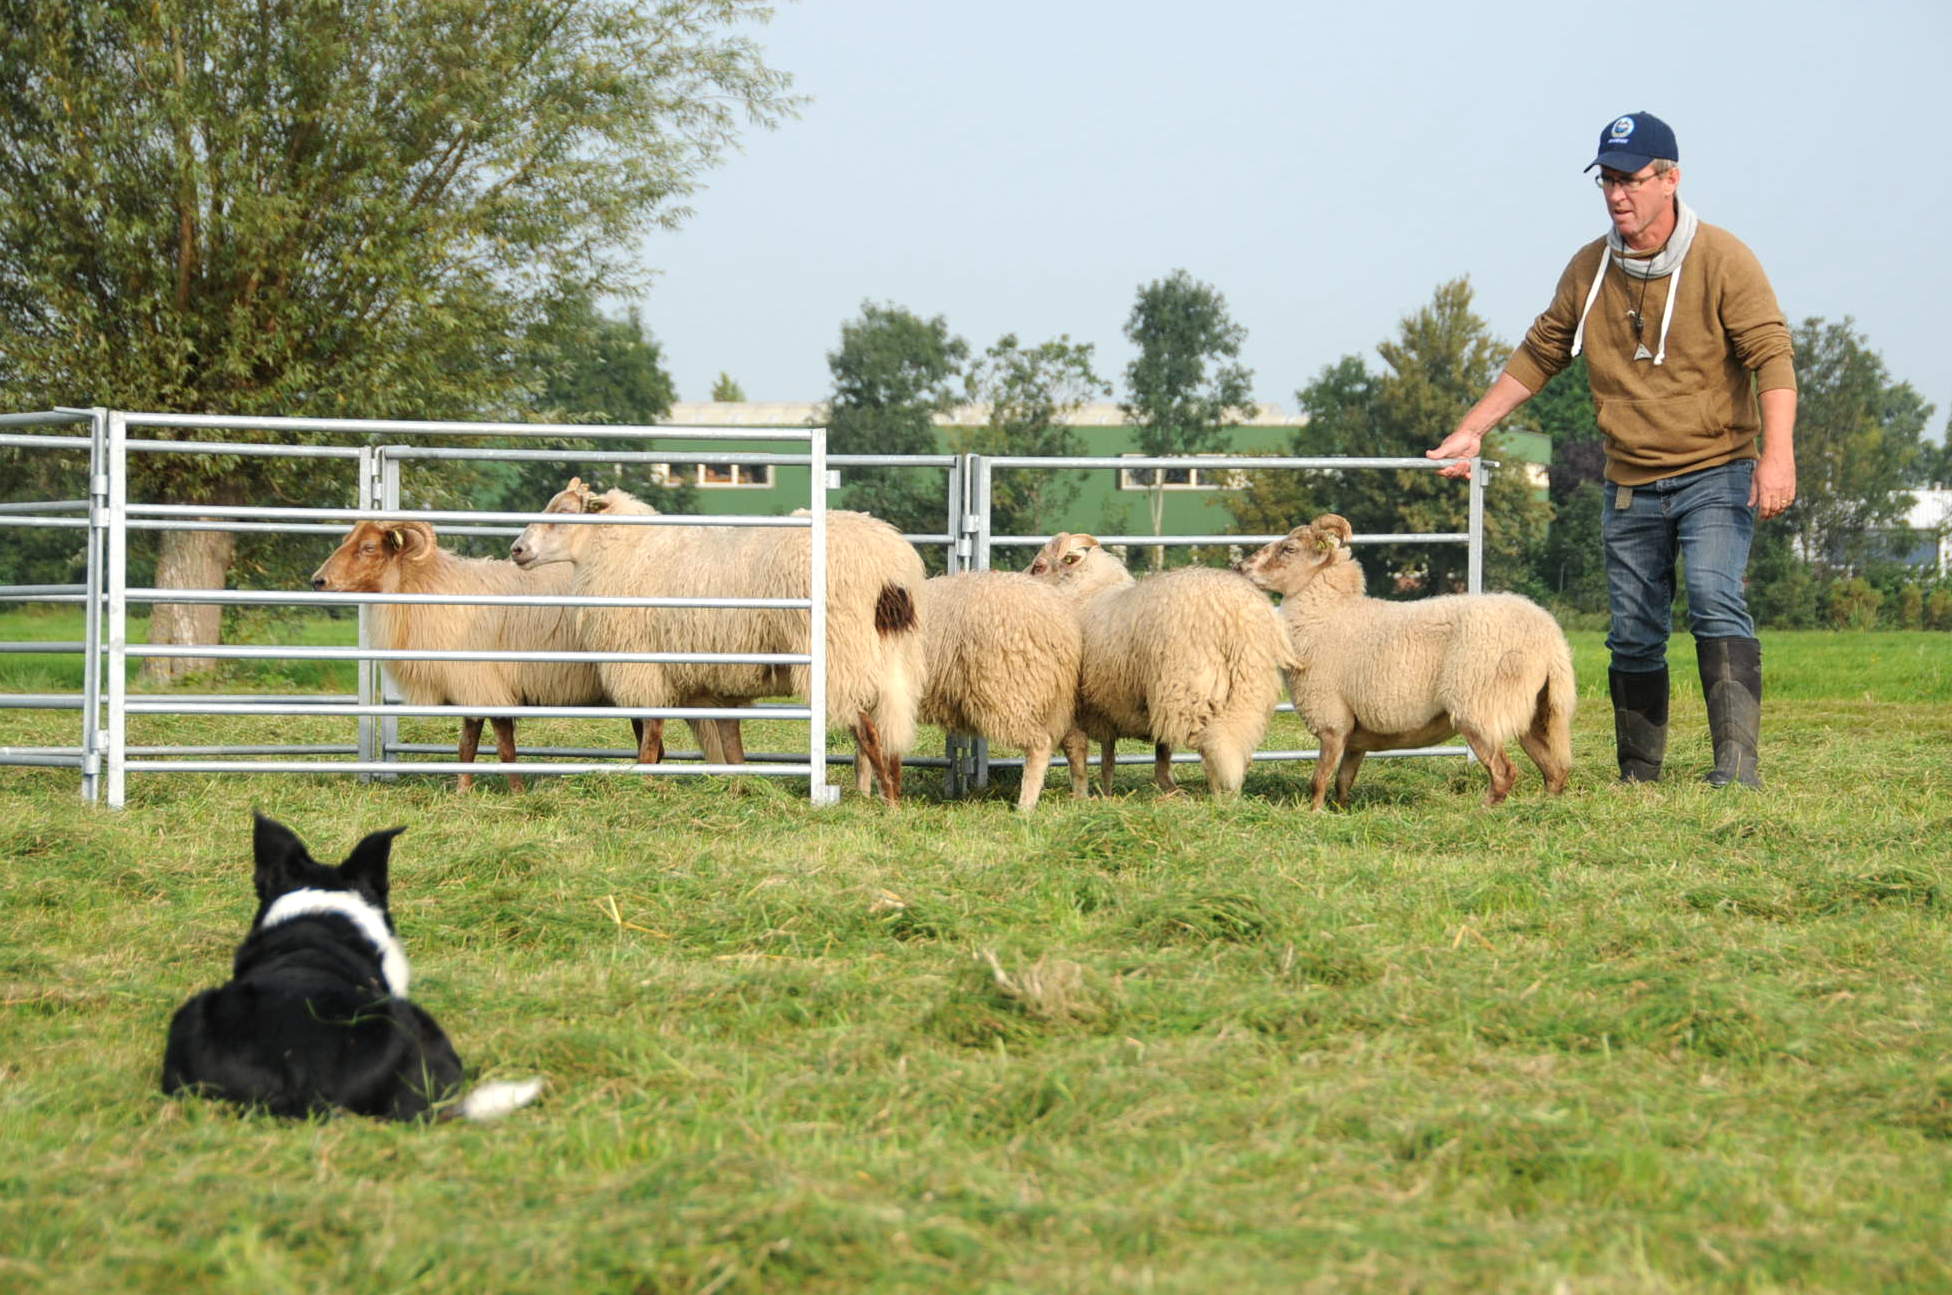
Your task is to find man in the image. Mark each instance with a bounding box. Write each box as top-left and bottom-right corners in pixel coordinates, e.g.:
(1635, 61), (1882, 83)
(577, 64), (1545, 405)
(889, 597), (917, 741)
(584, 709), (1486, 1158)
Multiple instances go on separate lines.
(1428, 111), (1796, 788)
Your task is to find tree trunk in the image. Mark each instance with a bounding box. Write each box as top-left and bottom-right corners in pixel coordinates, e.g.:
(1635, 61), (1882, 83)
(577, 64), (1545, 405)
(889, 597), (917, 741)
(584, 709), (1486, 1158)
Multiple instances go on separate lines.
(1147, 485), (1167, 571)
(140, 527), (235, 683)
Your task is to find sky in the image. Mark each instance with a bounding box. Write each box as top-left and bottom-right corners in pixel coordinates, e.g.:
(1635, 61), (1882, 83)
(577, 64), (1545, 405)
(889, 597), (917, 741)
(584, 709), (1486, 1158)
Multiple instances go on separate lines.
(638, 0), (1951, 442)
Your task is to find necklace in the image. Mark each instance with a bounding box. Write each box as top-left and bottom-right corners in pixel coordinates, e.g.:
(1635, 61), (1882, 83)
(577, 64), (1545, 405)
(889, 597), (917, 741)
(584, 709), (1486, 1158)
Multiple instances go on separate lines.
(1622, 242), (1668, 361)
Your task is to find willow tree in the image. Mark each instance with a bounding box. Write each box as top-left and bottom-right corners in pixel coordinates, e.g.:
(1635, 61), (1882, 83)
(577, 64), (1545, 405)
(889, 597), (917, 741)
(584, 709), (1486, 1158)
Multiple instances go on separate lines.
(0, 0), (795, 678)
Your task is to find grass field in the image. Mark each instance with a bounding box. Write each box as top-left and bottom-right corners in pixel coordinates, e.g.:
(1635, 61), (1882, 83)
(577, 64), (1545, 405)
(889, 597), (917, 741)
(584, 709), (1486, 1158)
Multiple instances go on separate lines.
(2, 619), (1949, 1292)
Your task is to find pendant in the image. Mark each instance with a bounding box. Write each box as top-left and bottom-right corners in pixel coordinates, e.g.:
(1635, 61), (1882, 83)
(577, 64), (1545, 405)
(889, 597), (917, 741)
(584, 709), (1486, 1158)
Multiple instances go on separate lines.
(1633, 343), (1654, 361)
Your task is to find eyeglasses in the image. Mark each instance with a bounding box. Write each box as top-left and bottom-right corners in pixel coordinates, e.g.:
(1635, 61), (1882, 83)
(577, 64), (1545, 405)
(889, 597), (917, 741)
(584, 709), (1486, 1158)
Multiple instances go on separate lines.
(1594, 170), (1663, 193)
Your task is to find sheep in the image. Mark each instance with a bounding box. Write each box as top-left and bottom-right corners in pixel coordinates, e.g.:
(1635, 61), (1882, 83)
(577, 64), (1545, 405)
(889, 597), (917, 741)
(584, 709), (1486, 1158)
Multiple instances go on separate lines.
(308, 520), (704, 792)
(509, 478), (926, 802)
(1025, 533), (1293, 797)
(918, 570), (1090, 811)
(1234, 513), (1575, 809)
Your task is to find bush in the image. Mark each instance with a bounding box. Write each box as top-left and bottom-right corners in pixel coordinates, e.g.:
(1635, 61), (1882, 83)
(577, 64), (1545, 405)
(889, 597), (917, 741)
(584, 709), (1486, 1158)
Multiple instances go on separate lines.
(1825, 577), (1883, 630)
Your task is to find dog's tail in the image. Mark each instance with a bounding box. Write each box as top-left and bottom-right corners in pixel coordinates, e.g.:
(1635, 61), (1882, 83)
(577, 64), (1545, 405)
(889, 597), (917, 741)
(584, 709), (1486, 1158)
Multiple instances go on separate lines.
(443, 1078), (545, 1122)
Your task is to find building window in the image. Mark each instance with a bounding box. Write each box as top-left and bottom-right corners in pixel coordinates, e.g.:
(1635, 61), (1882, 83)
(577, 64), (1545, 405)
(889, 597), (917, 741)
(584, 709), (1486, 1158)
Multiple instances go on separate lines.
(1117, 455), (1246, 491)
(688, 462), (774, 488)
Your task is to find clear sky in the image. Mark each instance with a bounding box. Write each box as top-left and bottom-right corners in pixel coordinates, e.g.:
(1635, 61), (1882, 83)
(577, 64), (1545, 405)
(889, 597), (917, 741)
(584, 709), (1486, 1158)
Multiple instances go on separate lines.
(639, 0), (1950, 441)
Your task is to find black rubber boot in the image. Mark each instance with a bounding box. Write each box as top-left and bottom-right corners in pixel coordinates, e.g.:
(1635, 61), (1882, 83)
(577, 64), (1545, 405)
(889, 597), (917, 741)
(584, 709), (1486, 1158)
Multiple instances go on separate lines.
(1609, 666), (1669, 783)
(1698, 636), (1762, 788)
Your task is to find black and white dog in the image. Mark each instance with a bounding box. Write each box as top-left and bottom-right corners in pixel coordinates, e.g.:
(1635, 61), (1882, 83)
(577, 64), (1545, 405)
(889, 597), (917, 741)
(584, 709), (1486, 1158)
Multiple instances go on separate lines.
(162, 813), (541, 1122)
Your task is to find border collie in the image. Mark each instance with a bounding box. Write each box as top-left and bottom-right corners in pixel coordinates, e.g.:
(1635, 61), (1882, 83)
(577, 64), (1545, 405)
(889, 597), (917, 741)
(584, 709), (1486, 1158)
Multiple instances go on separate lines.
(161, 814), (541, 1122)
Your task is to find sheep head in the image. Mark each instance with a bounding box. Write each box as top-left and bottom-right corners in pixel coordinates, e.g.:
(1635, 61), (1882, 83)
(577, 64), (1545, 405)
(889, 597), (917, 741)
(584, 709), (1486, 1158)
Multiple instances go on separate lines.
(310, 521), (439, 592)
(1235, 514), (1363, 597)
(1027, 532), (1131, 596)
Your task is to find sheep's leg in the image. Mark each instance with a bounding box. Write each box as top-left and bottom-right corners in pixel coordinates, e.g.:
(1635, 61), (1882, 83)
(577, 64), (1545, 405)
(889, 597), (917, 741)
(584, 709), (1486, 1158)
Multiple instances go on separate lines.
(489, 716), (527, 794)
(1153, 743), (1179, 794)
(1099, 740), (1117, 796)
(1310, 729), (1347, 811)
(1457, 721), (1517, 805)
(637, 718), (665, 768)
(1518, 708), (1570, 795)
(457, 717), (484, 794)
(1017, 740), (1052, 812)
(718, 719), (746, 764)
(1334, 749), (1367, 806)
(686, 717), (725, 766)
(852, 711), (898, 805)
(1062, 729), (1091, 799)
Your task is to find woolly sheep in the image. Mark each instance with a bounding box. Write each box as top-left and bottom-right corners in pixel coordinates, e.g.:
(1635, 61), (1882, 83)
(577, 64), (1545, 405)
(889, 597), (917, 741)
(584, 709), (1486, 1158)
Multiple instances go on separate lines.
(1235, 513), (1575, 809)
(1025, 533), (1293, 797)
(509, 478), (926, 802)
(309, 520), (671, 792)
(918, 570), (1089, 812)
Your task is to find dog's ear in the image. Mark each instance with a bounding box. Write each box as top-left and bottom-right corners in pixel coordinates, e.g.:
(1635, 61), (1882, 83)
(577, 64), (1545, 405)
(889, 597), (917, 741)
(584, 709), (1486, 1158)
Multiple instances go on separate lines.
(252, 813), (315, 900)
(340, 826), (406, 907)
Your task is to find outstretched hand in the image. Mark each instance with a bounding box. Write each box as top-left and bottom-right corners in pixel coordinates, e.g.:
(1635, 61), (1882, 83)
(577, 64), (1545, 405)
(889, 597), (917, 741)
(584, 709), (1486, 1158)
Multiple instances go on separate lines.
(1427, 427), (1482, 480)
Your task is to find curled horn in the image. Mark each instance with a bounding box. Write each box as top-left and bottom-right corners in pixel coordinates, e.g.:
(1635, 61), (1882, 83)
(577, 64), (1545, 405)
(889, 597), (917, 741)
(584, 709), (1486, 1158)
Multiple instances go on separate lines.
(1310, 514), (1353, 553)
(1072, 532), (1101, 549)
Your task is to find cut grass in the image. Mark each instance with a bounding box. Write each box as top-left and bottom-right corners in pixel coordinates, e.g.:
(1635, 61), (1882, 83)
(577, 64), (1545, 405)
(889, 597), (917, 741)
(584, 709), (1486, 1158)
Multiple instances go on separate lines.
(1, 625), (1949, 1291)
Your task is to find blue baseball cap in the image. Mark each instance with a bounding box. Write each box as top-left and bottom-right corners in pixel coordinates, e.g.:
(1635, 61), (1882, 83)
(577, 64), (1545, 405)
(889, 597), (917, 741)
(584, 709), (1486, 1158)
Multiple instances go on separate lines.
(1585, 111), (1679, 173)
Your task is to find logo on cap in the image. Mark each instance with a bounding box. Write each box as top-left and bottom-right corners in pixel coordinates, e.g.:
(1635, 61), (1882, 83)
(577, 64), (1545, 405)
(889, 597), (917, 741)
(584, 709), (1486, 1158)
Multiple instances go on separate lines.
(1610, 116), (1636, 140)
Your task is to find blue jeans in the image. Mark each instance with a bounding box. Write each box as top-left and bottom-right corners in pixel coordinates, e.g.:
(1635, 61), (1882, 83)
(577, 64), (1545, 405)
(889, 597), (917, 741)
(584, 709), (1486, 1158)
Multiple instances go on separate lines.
(1602, 459), (1756, 674)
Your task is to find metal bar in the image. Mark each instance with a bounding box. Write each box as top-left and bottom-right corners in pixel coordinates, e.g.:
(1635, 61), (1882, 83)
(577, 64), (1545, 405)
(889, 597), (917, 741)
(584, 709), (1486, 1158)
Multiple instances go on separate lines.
(0, 641), (85, 652)
(125, 701), (813, 719)
(0, 585), (86, 597)
(807, 425), (834, 805)
(0, 499), (89, 514)
(118, 588), (812, 610)
(0, 411), (90, 428)
(127, 503), (811, 528)
(120, 411), (817, 441)
(125, 440), (366, 460)
(129, 644), (812, 665)
(1468, 458), (1486, 594)
(986, 532), (1469, 548)
(0, 517), (91, 529)
(121, 759), (818, 777)
(983, 454), (1463, 470)
(387, 446), (814, 466)
(356, 446), (380, 775)
(105, 410), (128, 808)
(124, 521), (363, 536)
(0, 752), (87, 769)
(0, 434), (90, 451)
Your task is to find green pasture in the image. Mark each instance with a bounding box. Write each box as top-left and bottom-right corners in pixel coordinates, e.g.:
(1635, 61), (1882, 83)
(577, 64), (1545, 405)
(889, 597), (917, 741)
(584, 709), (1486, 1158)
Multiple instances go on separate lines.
(1, 621), (1948, 1292)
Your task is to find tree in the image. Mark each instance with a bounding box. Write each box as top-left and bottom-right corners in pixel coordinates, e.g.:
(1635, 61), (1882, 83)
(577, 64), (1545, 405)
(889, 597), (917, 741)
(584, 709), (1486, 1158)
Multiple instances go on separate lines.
(951, 333), (1109, 541)
(1225, 278), (1551, 595)
(1120, 269), (1257, 566)
(0, 0), (795, 678)
(820, 302), (968, 548)
(711, 372), (747, 402)
(1787, 317), (1933, 573)
(1528, 357), (1609, 611)
(470, 292), (691, 526)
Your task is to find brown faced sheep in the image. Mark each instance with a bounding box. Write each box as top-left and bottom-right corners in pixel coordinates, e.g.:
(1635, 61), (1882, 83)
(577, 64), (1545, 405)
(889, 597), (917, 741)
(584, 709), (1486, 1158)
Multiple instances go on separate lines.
(1235, 513), (1575, 809)
(1026, 533), (1293, 798)
(311, 520), (616, 792)
(919, 570), (1090, 811)
(509, 479), (926, 802)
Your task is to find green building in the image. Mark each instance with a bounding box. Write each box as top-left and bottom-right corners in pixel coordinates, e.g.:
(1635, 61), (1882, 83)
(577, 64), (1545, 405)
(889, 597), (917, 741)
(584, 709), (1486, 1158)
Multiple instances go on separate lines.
(649, 402), (1551, 551)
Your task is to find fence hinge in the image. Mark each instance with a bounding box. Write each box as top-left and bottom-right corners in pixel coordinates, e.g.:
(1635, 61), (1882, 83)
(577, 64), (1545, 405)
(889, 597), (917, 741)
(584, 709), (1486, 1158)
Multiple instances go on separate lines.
(90, 473), (109, 499)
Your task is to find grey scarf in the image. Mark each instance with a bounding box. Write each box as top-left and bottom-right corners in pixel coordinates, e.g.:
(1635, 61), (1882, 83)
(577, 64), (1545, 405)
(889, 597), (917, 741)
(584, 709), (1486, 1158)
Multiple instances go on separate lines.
(1570, 197), (1698, 365)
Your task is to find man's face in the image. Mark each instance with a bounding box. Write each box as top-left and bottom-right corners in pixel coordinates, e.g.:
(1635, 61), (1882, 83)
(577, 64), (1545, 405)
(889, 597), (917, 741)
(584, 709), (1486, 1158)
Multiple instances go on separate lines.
(1599, 163), (1681, 246)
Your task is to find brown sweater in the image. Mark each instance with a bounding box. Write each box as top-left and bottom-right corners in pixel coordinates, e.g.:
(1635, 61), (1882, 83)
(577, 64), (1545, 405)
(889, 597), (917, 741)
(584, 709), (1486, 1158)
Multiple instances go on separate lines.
(1504, 221), (1795, 486)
